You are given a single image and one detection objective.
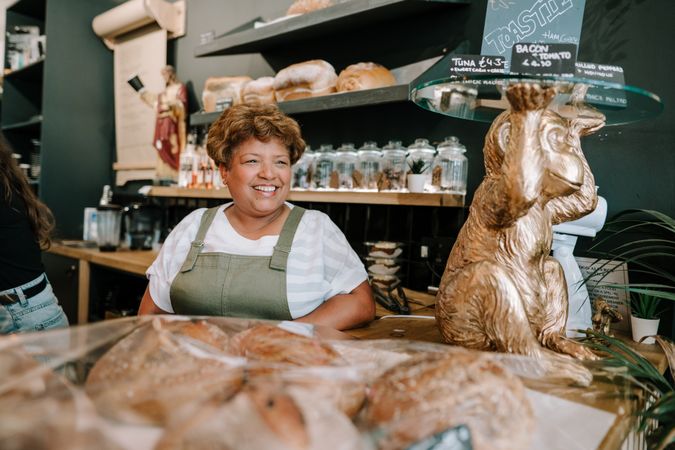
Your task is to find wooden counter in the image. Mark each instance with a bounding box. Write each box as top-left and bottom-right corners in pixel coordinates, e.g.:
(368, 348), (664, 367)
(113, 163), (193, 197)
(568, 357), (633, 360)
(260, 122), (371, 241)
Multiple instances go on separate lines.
(48, 243), (157, 324)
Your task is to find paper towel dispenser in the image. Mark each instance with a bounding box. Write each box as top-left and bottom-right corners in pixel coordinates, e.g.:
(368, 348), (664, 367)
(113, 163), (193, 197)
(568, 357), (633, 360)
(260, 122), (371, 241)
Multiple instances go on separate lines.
(92, 0), (185, 49)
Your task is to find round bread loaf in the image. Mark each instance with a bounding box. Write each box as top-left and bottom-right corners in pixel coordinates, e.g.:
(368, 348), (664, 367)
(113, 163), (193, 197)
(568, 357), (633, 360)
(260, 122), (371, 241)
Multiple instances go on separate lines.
(85, 318), (244, 426)
(231, 324), (366, 417)
(337, 62), (396, 92)
(286, 0), (333, 15)
(273, 60), (337, 102)
(364, 351), (534, 450)
(230, 323), (342, 366)
(242, 76), (276, 105)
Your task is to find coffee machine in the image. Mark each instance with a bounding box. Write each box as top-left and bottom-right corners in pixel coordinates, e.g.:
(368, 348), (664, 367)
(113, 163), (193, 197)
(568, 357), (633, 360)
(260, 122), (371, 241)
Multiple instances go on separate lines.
(123, 203), (160, 250)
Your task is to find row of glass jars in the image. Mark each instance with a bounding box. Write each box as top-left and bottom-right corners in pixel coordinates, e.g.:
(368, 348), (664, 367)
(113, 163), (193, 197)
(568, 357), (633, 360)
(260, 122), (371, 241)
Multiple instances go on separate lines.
(291, 137), (468, 194)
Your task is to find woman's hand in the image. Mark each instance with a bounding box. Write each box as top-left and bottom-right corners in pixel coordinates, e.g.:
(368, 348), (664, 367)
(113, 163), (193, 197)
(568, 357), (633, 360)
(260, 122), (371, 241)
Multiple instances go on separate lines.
(294, 281), (375, 331)
(138, 286), (171, 315)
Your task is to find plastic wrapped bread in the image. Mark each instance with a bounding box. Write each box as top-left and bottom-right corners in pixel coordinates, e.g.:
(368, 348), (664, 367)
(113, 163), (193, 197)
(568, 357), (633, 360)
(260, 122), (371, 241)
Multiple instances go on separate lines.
(85, 318), (246, 426)
(364, 350), (534, 450)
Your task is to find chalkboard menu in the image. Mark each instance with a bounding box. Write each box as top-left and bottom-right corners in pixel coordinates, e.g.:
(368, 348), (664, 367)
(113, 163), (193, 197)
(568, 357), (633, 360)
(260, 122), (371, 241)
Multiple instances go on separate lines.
(481, 0), (586, 69)
(511, 43), (577, 76)
(575, 61), (627, 107)
(449, 55), (506, 75)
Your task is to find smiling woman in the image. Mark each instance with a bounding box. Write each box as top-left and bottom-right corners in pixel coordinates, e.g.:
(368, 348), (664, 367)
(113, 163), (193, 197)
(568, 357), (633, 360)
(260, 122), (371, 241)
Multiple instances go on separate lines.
(138, 104), (375, 331)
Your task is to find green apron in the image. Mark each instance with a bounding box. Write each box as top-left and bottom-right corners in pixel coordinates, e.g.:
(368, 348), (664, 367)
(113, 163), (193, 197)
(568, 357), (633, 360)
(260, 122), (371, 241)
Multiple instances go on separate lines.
(170, 205), (305, 320)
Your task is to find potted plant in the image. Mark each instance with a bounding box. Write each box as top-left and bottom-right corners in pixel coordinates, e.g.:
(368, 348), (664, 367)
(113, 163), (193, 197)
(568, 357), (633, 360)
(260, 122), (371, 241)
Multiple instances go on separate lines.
(631, 292), (664, 344)
(407, 159), (429, 193)
(586, 209), (675, 344)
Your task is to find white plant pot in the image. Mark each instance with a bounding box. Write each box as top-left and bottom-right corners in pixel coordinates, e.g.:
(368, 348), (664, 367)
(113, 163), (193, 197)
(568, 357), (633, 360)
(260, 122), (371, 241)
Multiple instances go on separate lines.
(407, 174), (427, 193)
(630, 315), (660, 344)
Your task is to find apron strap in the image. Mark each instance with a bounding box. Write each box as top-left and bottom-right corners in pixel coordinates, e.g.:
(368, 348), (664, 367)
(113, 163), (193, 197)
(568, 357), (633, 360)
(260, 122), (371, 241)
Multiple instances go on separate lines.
(179, 206), (221, 273)
(270, 206), (306, 271)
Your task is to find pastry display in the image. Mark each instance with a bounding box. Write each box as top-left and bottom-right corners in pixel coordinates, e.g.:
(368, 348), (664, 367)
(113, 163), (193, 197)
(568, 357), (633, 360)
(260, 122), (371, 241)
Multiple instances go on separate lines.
(337, 62), (397, 92)
(202, 76), (252, 112)
(364, 351), (534, 450)
(0, 318), (550, 449)
(242, 77), (276, 105)
(273, 60), (338, 102)
(286, 0), (333, 15)
(85, 318), (245, 425)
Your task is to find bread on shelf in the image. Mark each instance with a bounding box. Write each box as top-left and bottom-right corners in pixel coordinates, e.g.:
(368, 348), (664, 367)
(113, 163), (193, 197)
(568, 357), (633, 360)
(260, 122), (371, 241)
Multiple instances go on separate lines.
(286, 0), (333, 15)
(202, 76), (252, 112)
(242, 76), (276, 105)
(273, 59), (337, 102)
(337, 62), (397, 92)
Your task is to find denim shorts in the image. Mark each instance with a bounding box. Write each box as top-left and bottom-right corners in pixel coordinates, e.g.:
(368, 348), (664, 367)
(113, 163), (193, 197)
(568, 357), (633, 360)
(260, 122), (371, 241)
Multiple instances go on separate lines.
(0, 273), (69, 334)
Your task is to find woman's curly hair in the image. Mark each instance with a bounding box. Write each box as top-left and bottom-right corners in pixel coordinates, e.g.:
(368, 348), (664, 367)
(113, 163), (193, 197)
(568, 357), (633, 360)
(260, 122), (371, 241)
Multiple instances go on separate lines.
(207, 103), (305, 168)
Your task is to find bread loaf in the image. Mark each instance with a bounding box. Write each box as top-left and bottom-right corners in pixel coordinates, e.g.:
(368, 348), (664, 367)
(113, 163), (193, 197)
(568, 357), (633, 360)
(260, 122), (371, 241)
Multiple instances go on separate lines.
(364, 351), (534, 450)
(242, 76), (276, 105)
(287, 0), (332, 15)
(230, 323), (343, 366)
(337, 62), (396, 92)
(273, 60), (337, 102)
(231, 324), (366, 417)
(156, 383), (365, 450)
(85, 318), (244, 426)
(202, 76), (252, 112)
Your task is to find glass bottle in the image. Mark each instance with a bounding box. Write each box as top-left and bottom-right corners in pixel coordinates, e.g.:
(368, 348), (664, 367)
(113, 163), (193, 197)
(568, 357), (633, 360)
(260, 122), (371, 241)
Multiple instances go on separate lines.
(292, 145), (313, 190)
(356, 141), (382, 191)
(334, 143), (358, 190)
(178, 132), (198, 188)
(433, 136), (468, 195)
(406, 138), (436, 191)
(313, 144), (336, 190)
(380, 140), (407, 191)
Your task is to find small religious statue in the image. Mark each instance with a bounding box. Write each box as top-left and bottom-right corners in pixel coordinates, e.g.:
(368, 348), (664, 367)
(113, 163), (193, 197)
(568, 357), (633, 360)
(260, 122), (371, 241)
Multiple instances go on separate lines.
(129, 65), (187, 179)
(591, 298), (623, 336)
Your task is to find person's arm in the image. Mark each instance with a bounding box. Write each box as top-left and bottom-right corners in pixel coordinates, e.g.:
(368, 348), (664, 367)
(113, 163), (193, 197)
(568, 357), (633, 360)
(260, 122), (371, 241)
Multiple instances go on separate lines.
(295, 281), (375, 330)
(138, 285), (171, 315)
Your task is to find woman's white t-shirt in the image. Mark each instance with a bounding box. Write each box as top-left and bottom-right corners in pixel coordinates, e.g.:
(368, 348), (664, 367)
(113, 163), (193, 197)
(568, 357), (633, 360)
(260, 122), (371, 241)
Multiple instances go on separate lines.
(146, 203), (368, 318)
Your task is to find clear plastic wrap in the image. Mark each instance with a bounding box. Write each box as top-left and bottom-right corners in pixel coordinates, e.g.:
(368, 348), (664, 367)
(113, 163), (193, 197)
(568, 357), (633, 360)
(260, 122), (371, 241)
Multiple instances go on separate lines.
(0, 316), (630, 450)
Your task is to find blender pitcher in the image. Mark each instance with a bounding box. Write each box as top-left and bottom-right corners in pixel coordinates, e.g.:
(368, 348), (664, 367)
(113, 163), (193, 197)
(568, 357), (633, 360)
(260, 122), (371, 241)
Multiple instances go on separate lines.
(96, 204), (123, 251)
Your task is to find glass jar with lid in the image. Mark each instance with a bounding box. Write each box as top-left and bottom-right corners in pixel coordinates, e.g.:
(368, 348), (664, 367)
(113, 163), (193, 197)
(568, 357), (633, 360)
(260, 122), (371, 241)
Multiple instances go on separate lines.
(292, 145), (313, 190)
(312, 144), (336, 190)
(334, 143), (358, 190)
(356, 141), (382, 191)
(406, 138), (436, 191)
(380, 140), (407, 191)
(432, 136), (468, 195)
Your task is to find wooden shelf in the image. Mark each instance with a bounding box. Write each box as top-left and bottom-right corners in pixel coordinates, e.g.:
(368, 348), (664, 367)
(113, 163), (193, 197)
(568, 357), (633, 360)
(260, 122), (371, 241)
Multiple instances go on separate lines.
(147, 186), (464, 207)
(195, 0), (470, 71)
(197, 0), (468, 58)
(8, 0), (46, 21)
(190, 84), (410, 126)
(4, 56), (44, 82)
(2, 115), (42, 132)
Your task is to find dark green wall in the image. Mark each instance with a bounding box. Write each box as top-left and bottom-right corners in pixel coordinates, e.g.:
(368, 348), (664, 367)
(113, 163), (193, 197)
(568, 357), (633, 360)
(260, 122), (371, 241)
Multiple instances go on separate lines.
(40, 0), (120, 238)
